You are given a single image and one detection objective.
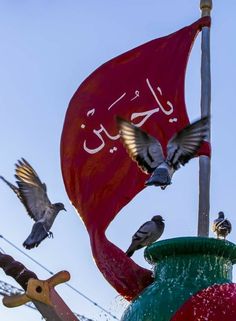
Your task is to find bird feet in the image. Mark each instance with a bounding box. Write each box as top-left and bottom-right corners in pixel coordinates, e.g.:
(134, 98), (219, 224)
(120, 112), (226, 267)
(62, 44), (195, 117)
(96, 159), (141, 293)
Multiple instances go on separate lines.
(160, 182), (172, 190)
(47, 231), (54, 239)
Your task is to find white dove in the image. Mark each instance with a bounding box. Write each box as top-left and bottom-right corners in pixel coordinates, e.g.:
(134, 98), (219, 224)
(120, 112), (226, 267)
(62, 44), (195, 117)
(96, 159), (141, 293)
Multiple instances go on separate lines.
(126, 215), (165, 257)
(0, 158), (66, 249)
(117, 116), (209, 189)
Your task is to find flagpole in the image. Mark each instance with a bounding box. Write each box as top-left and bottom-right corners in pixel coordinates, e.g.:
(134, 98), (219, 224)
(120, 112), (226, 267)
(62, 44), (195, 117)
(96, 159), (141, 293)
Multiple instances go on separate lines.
(198, 0), (212, 236)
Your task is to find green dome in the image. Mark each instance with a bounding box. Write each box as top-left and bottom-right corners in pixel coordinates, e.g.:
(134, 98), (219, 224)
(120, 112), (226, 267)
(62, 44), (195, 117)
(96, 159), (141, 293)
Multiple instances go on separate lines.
(121, 237), (236, 321)
(145, 237), (236, 264)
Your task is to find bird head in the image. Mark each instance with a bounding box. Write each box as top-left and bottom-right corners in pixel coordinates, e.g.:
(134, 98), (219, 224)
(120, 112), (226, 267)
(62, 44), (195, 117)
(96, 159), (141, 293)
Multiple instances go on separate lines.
(152, 215), (164, 222)
(55, 202), (67, 212)
(218, 211), (225, 219)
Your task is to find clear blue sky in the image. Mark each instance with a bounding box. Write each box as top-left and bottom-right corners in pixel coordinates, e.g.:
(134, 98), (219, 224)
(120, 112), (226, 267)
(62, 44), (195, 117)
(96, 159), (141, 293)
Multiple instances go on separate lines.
(0, 1), (235, 320)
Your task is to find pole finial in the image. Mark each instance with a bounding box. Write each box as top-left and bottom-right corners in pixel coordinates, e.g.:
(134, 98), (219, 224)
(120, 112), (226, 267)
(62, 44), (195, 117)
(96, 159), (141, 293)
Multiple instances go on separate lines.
(200, 0), (213, 17)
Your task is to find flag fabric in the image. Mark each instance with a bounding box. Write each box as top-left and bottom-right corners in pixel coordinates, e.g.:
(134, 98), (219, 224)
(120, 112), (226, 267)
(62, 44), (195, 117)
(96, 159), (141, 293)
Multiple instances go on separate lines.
(61, 17), (211, 300)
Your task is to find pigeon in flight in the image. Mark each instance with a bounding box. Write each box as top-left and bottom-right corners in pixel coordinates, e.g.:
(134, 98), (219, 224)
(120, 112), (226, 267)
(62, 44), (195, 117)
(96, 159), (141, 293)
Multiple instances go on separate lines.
(0, 158), (66, 249)
(126, 215), (165, 257)
(117, 116), (209, 189)
(212, 211), (232, 239)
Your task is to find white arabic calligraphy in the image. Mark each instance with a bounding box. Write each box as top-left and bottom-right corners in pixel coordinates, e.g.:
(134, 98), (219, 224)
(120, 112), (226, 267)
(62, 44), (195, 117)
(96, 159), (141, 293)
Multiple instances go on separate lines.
(83, 78), (176, 155)
(130, 90), (140, 101)
(131, 107), (160, 127)
(157, 87), (162, 95)
(146, 78), (174, 116)
(169, 118), (178, 123)
(109, 147), (118, 154)
(87, 108), (95, 117)
(83, 124), (120, 154)
(107, 93), (126, 110)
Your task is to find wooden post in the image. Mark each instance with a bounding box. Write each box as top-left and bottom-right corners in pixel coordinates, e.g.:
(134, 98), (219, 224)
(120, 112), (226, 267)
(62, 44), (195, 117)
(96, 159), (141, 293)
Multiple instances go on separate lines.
(198, 0), (212, 236)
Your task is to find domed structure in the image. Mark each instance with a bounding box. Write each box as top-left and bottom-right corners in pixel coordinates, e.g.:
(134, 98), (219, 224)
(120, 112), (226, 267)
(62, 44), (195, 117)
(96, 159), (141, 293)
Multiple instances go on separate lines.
(122, 237), (236, 321)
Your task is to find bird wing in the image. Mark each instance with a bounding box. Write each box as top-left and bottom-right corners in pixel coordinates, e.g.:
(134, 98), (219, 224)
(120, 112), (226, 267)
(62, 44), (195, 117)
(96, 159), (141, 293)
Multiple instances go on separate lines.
(224, 219), (232, 233)
(14, 158), (51, 221)
(212, 220), (218, 233)
(212, 218), (225, 231)
(132, 221), (155, 243)
(117, 117), (164, 174)
(166, 116), (209, 167)
(214, 218), (232, 232)
(0, 175), (22, 200)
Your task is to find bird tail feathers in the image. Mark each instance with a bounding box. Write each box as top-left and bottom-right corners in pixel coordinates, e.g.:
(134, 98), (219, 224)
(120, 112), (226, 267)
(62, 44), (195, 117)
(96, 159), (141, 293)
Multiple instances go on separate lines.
(126, 247), (135, 257)
(23, 222), (49, 250)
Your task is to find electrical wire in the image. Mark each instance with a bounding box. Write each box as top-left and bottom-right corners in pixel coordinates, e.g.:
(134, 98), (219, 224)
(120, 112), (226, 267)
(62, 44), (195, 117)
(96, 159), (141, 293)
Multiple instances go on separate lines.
(0, 234), (119, 320)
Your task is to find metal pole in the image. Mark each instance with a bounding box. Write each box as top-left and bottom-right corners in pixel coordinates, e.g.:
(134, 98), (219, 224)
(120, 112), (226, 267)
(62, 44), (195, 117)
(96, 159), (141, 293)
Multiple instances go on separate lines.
(198, 0), (212, 236)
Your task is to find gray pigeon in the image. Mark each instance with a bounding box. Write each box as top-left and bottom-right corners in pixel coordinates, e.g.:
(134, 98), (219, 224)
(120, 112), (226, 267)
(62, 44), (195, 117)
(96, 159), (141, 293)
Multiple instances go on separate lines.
(126, 215), (165, 257)
(117, 116), (209, 189)
(212, 211), (232, 239)
(0, 158), (66, 249)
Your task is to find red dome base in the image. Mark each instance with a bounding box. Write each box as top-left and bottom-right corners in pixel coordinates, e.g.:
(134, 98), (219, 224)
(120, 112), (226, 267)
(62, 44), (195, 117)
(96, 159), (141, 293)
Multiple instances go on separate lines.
(171, 283), (236, 321)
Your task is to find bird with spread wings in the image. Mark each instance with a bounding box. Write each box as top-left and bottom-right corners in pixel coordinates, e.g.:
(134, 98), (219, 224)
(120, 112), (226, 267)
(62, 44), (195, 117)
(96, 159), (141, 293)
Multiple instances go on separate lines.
(117, 116), (209, 189)
(0, 158), (66, 249)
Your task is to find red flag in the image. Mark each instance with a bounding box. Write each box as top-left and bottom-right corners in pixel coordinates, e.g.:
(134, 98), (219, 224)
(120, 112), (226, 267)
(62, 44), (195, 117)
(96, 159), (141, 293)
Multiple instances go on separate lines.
(61, 17), (211, 300)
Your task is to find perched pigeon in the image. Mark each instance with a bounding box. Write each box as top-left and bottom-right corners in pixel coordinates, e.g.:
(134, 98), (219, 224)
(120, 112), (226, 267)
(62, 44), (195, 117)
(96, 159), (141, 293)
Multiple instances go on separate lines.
(212, 211), (232, 239)
(126, 215), (165, 257)
(117, 116), (209, 189)
(0, 158), (66, 249)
